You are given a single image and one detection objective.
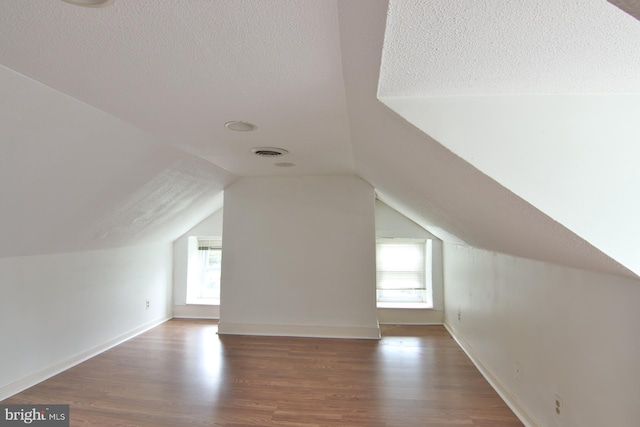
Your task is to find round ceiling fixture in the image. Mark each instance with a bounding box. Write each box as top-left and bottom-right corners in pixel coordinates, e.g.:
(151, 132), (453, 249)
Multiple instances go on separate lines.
(275, 162), (295, 167)
(224, 121), (258, 132)
(62, 0), (115, 7)
(251, 147), (289, 157)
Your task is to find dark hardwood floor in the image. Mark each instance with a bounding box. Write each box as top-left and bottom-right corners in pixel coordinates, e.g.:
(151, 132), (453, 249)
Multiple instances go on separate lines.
(3, 319), (522, 426)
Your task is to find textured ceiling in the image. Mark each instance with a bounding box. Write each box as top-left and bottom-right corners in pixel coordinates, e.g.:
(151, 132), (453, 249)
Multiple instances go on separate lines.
(379, 0), (640, 97)
(339, 0), (635, 278)
(377, 0), (640, 276)
(0, 0), (353, 176)
(0, 0), (636, 277)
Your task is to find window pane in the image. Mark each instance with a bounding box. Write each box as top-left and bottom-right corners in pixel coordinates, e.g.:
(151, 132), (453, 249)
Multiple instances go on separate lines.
(377, 289), (426, 303)
(377, 271), (424, 290)
(376, 243), (424, 272)
(200, 248), (221, 299)
(376, 241), (425, 291)
(186, 236), (222, 305)
(376, 239), (431, 306)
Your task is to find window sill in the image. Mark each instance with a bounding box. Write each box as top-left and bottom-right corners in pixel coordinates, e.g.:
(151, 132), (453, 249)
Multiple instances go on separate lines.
(377, 302), (433, 309)
(186, 301), (220, 307)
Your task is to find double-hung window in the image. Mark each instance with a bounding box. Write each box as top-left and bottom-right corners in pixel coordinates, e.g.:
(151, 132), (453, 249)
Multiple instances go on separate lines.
(376, 238), (432, 307)
(186, 237), (222, 305)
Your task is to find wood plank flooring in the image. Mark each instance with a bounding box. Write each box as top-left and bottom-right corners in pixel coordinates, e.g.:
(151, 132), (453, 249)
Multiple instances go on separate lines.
(3, 319), (523, 426)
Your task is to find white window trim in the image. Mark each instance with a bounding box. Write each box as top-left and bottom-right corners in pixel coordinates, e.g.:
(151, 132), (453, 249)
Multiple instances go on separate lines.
(377, 302), (432, 309)
(186, 236), (222, 306)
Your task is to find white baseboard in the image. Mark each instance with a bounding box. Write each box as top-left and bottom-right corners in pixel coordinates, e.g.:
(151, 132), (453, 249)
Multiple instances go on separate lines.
(443, 322), (540, 427)
(218, 321), (381, 339)
(173, 315), (219, 320)
(0, 316), (171, 401)
(172, 304), (219, 319)
(377, 308), (444, 325)
(379, 322), (443, 325)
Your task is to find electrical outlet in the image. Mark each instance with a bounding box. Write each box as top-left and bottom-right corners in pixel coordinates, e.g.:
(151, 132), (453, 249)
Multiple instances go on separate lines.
(457, 309), (461, 321)
(145, 299), (150, 310)
(515, 361), (522, 379)
(554, 393), (563, 419)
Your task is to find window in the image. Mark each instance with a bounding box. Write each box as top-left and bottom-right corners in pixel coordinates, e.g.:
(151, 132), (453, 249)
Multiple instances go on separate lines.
(376, 238), (432, 307)
(186, 237), (222, 305)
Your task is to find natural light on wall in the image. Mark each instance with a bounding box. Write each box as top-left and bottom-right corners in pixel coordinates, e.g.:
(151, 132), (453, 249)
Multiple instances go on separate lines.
(186, 236), (222, 305)
(376, 238), (432, 308)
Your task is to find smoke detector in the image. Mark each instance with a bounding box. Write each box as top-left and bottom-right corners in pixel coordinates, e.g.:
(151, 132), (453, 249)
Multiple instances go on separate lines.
(225, 121), (257, 132)
(251, 147), (289, 157)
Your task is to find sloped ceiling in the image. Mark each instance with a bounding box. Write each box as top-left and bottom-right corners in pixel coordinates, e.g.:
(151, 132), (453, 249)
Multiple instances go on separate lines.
(0, 65), (232, 257)
(0, 0), (352, 257)
(0, 0), (353, 177)
(0, 0), (636, 278)
(377, 0), (640, 276)
(339, 0), (635, 278)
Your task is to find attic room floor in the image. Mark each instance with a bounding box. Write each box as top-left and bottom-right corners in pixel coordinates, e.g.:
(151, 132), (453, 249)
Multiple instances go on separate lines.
(3, 320), (522, 426)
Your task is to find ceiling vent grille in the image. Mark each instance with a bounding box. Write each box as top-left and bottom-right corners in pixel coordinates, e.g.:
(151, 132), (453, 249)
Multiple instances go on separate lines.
(251, 147), (289, 157)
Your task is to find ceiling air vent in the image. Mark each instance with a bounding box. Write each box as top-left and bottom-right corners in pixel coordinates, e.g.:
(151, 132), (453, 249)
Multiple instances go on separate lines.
(251, 147), (289, 157)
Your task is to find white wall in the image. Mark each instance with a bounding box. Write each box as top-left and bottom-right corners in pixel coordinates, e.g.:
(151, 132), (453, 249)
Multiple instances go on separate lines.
(443, 243), (640, 427)
(172, 197), (444, 324)
(172, 208), (223, 319)
(219, 176), (380, 339)
(0, 243), (173, 400)
(375, 200), (444, 324)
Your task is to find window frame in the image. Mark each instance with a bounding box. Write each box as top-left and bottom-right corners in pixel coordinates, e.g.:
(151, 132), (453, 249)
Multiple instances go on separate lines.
(375, 238), (433, 309)
(186, 236), (222, 306)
